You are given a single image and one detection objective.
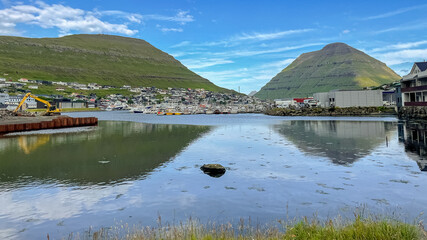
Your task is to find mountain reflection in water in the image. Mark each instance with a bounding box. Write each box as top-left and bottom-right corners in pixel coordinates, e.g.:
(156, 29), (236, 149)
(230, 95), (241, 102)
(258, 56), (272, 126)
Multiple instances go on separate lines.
(0, 121), (211, 186)
(398, 121), (427, 171)
(274, 121), (395, 165)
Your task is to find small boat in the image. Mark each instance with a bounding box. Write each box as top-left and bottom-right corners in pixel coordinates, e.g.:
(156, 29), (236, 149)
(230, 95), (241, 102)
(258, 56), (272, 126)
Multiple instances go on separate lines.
(130, 107), (144, 113)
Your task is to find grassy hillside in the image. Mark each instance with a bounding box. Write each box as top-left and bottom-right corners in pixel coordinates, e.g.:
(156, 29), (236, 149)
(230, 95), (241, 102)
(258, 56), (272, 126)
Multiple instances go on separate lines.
(0, 34), (227, 92)
(255, 42), (401, 99)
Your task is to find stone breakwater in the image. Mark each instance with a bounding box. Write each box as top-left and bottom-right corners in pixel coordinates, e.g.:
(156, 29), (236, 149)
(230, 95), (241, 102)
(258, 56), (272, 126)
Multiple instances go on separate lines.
(0, 115), (98, 135)
(398, 106), (427, 120)
(265, 107), (396, 116)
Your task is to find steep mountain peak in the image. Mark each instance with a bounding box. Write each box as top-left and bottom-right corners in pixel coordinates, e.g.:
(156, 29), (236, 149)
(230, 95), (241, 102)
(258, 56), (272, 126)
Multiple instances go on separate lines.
(321, 42), (357, 55)
(255, 43), (400, 100)
(322, 42), (350, 49)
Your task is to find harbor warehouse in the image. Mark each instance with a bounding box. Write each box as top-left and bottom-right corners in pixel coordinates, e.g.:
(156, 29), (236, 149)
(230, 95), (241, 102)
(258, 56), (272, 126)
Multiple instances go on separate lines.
(314, 90), (383, 108)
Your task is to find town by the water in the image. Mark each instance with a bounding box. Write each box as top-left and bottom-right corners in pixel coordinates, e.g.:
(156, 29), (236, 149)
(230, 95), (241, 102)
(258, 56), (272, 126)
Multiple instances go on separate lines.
(0, 79), (268, 114)
(1, 1), (427, 240)
(0, 63), (422, 117)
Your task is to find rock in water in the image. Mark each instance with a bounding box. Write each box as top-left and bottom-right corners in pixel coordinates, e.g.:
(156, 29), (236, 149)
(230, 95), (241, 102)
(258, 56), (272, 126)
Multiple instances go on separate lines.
(200, 164), (226, 178)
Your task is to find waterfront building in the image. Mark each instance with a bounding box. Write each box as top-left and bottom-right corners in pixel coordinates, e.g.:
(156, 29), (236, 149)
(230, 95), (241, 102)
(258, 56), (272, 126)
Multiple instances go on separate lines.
(382, 90), (396, 106)
(401, 62), (427, 106)
(398, 121), (427, 171)
(0, 93), (8, 104)
(6, 95), (37, 109)
(314, 90), (383, 108)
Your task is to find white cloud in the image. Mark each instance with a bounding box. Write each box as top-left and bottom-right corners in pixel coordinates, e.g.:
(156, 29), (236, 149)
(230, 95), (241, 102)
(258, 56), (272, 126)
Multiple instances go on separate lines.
(232, 29), (313, 41)
(171, 29), (314, 49)
(0, 183), (133, 223)
(171, 40), (191, 48)
(342, 29), (350, 34)
(97, 9), (194, 25)
(0, 2), (195, 36)
(196, 58), (295, 90)
(396, 69), (410, 76)
(370, 40), (427, 53)
(362, 4), (427, 20)
(180, 58), (233, 69)
(0, 1), (138, 36)
(98, 10), (143, 24)
(259, 58), (295, 68)
(143, 10), (194, 25)
(373, 49), (427, 65)
(0, 228), (16, 240)
(166, 28), (316, 92)
(160, 27), (183, 32)
(169, 52), (186, 58)
(194, 40), (229, 47)
(213, 42), (323, 57)
(172, 42), (321, 59)
(375, 22), (427, 34)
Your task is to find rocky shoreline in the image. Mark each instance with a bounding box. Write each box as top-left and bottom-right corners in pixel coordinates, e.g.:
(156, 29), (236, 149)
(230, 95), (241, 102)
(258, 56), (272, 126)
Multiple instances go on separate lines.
(265, 106), (396, 116)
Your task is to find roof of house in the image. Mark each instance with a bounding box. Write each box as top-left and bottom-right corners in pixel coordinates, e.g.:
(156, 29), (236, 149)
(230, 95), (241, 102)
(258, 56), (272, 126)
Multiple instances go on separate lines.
(415, 62), (427, 72)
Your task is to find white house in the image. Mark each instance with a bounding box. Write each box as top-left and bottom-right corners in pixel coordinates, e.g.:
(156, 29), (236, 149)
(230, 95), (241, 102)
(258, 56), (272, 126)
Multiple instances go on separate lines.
(6, 95), (37, 109)
(0, 93), (8, 104)
(401, 62), (427, 106)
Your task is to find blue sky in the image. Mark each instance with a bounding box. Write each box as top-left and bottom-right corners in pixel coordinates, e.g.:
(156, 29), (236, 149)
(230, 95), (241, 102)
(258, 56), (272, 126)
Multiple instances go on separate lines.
(1, 0), (427, 93)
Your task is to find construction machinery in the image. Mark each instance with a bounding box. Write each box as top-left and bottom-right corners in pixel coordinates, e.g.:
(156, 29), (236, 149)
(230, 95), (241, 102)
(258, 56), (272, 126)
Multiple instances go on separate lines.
(14, 93), (61, 116)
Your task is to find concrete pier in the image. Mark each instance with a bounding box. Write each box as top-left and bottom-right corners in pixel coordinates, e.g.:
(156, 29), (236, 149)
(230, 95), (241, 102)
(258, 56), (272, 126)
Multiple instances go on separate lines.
(0, 116), (98, 135)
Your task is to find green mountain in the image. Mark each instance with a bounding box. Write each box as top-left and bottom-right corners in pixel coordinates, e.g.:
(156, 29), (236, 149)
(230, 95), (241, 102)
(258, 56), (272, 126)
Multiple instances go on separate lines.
(255, 42), (401, 99)
(0, 34), (225, 91)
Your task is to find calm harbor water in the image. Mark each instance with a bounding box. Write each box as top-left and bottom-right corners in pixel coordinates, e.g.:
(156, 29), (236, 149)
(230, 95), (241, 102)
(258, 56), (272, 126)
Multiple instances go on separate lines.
(1, 112), (426, 239)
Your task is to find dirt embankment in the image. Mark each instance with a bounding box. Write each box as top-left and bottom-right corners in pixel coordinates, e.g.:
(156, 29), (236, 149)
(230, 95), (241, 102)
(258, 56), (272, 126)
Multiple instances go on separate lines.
(0, 109), (35, 119)
(0, 109), (57, 125)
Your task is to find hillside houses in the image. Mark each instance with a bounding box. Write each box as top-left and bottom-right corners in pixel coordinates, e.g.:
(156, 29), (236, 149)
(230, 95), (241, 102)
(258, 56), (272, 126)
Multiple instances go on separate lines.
(0, 72), (270, 113)
(0, 78), (268, 113)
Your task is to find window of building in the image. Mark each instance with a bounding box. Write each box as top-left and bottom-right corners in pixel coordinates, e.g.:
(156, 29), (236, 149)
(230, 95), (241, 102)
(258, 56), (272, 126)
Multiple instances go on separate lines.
(416, 92), (422, 102)
(410, 93), (416, 102)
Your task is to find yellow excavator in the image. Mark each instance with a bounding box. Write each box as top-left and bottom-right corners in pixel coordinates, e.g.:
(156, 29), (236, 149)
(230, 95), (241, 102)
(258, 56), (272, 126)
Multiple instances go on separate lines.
(14, 92), (61, 116)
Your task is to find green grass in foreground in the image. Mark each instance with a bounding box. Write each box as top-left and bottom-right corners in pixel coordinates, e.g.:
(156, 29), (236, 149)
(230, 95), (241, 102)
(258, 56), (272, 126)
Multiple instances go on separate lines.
(70, 216), (427, 240)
